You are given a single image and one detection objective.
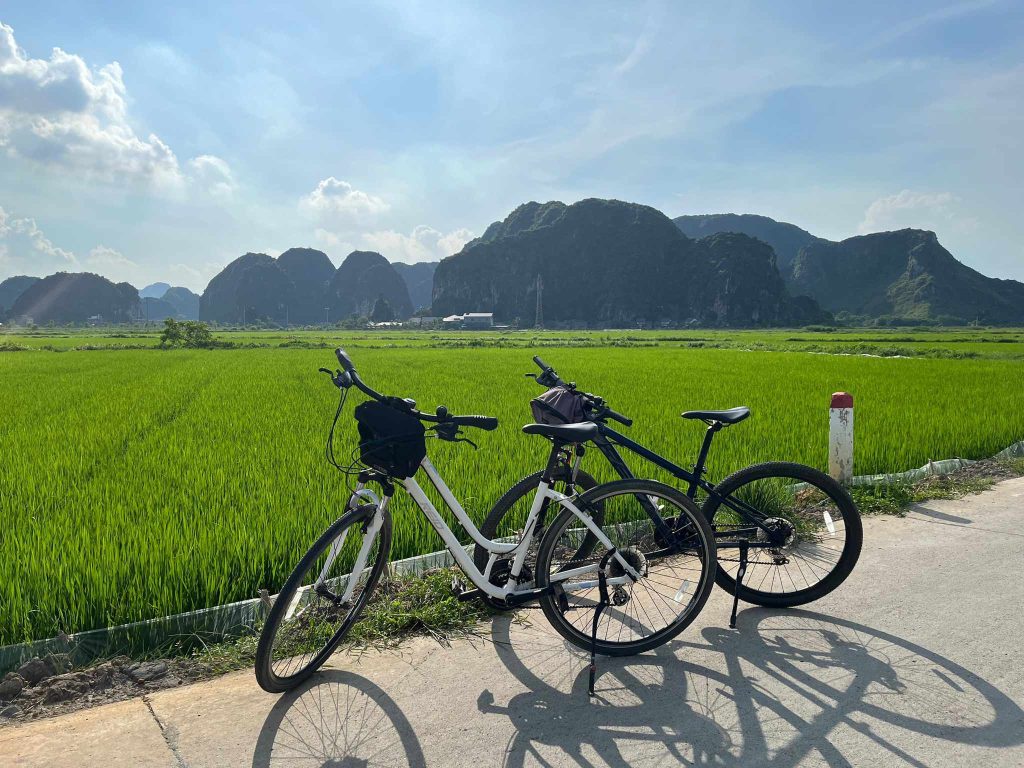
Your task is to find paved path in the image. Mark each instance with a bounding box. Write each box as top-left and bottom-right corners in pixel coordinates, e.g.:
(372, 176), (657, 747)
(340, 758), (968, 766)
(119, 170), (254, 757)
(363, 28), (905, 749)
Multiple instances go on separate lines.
(4, 478), (1023, 767)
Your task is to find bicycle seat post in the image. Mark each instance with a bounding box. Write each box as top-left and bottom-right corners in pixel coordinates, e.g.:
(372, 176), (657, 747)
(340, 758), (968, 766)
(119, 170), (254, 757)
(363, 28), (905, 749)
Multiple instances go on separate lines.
(688, 421), (722, 497)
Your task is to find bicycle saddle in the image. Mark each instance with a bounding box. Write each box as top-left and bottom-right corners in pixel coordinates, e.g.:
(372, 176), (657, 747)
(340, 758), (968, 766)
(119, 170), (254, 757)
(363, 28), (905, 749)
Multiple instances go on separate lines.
(680, 406), (750, 425)
(522, 421), (599, 443)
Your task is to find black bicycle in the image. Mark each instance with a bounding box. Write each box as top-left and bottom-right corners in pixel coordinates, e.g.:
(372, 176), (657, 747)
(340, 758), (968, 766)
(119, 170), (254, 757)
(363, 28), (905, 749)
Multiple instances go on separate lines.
(474, 356), (863, 626)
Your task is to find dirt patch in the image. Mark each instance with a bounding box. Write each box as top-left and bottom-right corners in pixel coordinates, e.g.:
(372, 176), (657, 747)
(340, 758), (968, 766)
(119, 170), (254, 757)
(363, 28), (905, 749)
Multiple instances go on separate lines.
(922, 457), (1023, 484)
(0, 653), (217, 728)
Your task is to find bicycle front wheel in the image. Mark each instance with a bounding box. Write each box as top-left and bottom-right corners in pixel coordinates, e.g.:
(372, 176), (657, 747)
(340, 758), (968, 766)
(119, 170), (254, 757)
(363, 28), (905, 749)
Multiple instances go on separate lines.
(535, 479), (716, 656)
(702, 461), (862, 607)
(255, 505), (392, 693)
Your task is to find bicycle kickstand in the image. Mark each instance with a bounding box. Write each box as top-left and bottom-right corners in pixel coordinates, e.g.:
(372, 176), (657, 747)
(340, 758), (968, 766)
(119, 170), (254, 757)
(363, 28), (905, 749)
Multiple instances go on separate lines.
(729, 542), (748, 629)
(589, 549), (615, 697)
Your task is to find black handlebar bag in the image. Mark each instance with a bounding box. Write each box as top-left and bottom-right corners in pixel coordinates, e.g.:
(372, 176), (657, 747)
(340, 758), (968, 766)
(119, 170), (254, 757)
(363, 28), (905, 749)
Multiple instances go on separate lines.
(354, 400), (426, 478)
(530, 386), (588, 425)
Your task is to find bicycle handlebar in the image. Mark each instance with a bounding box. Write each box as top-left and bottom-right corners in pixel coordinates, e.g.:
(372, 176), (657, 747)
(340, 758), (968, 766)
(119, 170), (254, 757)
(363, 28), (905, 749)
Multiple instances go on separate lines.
(332, 348), (497, 431)
(601, 407), (633, 427)
(530, 354), (632, 427)
(450, 415), (499, 431)
(335, 348), (355, 373)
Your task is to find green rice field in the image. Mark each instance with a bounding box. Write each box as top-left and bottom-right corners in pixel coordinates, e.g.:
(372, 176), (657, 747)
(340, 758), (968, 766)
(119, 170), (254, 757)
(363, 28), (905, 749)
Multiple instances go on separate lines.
(1, 329), (1022, 645)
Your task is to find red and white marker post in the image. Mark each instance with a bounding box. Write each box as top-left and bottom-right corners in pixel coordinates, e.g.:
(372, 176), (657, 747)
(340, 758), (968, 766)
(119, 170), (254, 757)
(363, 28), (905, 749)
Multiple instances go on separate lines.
(829, 392), (854, 484)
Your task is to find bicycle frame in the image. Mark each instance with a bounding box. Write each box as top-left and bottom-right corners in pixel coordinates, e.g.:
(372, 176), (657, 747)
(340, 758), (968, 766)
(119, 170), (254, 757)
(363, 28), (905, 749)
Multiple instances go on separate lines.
(591, 422), (778, 549)
(326, 456), (643, 604)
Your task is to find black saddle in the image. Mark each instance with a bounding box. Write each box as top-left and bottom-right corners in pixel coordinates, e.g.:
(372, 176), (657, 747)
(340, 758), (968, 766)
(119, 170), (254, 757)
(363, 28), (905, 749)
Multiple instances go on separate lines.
(680, 407), (750, 425)
(522, 421), (599, 443)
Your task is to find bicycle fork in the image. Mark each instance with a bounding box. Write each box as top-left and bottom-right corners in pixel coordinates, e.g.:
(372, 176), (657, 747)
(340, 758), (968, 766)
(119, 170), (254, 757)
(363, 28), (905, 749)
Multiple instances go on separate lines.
(303, 488), (388, 615)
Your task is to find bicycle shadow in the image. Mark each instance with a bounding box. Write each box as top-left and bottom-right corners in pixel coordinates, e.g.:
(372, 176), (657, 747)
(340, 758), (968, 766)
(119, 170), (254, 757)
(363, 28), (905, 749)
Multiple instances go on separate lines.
(481, 608), (1023, 767)
(252, 669), (427, 768)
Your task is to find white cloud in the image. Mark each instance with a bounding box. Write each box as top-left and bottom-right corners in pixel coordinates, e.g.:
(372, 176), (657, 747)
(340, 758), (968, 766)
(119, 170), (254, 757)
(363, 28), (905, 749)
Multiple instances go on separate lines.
(359, 225), (474, 263)
(301, 177), (389, 219)
(858, 190), (977, 235)
(0, 22), (229, 194)
(0, 23), (183, 186)
(0, 205), (78, 275)
(85, 245), (137, 282)
(314, 228), (341, 247)
(186, 155), (237, 198)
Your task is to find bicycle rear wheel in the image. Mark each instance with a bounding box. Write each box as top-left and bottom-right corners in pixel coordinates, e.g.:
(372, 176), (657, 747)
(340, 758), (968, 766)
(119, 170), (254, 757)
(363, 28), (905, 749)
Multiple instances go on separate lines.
(702, 462), (862, 607)
(255, 505), (392, 693)
(535, 479), (716, 656)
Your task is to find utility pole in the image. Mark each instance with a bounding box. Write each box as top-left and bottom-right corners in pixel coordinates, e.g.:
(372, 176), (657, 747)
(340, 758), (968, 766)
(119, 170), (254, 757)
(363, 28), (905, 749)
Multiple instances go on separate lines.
(324, 306), (330, 326)
(535, 274), (544, 329)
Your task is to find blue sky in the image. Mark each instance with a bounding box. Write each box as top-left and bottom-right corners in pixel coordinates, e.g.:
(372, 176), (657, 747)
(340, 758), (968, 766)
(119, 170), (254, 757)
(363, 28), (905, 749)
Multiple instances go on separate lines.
(1, 1), (1022, 290)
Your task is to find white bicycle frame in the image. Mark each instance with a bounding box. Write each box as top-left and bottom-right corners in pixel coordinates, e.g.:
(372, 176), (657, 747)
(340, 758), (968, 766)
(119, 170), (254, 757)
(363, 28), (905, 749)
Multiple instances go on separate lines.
(319, 456), (641, 604)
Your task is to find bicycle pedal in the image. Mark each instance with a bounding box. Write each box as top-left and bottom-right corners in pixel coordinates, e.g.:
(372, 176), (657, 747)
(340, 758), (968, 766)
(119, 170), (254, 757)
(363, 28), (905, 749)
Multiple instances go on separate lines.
(450, 575), (468, 595)
(456, 588), (483, 603)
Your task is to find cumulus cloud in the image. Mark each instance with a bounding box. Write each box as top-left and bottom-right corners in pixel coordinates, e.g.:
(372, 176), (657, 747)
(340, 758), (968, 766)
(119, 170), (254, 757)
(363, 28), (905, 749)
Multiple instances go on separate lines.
(359, 225), (474, 263)
(0, 22), (229, 193)
(858, 190), (976, 235)
(0, 23), (182, 185)
(186, 155), (237, 198)
(84, 245), (137, 282)
(0, 205), (78, 275)
(301, 177), (389, 219)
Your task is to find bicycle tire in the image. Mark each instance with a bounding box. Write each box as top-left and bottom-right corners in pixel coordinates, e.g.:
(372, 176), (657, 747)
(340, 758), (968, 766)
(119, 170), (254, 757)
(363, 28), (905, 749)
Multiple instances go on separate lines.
(255, 506), (392, 693)
(701, 461), (862, 607)
(535, 479), (716, 656)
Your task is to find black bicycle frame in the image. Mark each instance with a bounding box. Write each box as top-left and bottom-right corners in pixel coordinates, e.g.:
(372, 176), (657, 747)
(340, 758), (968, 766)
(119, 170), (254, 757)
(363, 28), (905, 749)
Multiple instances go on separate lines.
(588, 423), (779, 550)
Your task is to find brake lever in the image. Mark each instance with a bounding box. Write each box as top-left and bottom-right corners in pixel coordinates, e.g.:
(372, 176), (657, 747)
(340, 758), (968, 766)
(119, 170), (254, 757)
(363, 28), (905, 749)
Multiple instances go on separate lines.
(319, 368), (351, 389)
(430, 423), (478, 449)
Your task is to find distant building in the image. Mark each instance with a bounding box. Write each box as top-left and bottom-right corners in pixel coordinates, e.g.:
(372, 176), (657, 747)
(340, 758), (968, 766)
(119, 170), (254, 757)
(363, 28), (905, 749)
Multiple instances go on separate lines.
(87, 315), (104, 326)
(442, 312), (494, 329)
(407, 316), (440, 327)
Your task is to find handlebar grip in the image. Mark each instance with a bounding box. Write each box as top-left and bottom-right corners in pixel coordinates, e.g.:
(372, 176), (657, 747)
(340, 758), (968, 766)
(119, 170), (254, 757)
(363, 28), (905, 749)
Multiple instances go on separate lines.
(335, 348), (355, 372)
(533, 355), (551, 371)
(606, 409), (633, 427)
(452, 415), (499, 431)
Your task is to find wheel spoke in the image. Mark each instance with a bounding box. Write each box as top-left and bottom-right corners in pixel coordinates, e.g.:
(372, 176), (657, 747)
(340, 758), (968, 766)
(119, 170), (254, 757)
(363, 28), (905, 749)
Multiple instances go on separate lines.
(257, 510), (390, 691)
(707, 464), (861, 605)
(536, 481), (715, 653)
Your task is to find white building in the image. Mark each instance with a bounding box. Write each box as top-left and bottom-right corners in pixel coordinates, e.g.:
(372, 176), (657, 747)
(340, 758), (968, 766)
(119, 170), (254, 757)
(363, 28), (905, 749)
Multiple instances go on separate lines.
(462, 312), (494, 329)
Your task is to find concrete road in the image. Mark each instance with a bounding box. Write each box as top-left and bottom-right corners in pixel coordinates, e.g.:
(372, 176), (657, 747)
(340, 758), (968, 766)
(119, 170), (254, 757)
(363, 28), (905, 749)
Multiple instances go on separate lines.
(4, 478), (1023, 767)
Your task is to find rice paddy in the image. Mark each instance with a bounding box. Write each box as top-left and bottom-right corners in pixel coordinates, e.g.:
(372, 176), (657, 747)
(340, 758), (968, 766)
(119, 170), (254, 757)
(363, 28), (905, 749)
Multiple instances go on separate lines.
(1, 329), (1022, 645)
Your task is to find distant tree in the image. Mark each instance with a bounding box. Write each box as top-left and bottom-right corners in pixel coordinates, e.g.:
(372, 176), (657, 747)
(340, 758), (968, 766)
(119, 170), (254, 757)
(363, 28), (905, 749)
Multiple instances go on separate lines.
(183, 321), (214, 348)
(160, 318), (215, 348)
(370, 296), (394, 322)
(160, 318), (185, 347)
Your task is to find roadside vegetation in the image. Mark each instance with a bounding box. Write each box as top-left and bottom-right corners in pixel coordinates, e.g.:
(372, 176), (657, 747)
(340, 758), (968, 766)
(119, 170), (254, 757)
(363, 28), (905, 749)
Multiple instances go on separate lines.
(852, 458), (1024, 515)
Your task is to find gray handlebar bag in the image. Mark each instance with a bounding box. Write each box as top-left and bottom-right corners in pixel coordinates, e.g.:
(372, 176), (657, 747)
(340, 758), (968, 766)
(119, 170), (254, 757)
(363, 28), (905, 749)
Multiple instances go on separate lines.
(354, 400), (426, 478)
(530, 386), (587, 425)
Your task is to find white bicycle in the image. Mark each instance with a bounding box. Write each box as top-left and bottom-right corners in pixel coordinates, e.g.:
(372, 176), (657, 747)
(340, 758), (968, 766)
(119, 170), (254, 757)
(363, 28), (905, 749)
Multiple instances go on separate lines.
(254, 349), (717, 694)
